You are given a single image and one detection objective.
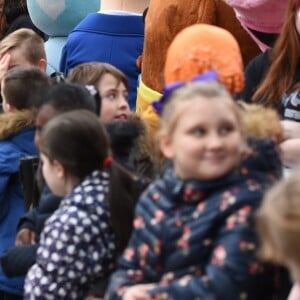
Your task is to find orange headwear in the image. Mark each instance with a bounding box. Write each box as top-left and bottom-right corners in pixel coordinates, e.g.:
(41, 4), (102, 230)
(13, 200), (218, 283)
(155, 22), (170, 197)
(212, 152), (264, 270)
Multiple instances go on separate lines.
(164, 24), (244, 94)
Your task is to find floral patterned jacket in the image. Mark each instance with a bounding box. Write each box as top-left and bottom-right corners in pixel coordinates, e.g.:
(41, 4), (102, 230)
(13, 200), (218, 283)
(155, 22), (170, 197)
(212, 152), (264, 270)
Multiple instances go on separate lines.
(106, 139), (286, 300)
(24, 171), (117, 300)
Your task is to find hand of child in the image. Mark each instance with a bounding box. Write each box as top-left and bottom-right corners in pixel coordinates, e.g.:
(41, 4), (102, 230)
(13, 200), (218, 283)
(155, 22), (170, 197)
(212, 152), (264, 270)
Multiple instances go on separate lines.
(288, 283), (300, 300)
(0, 53), (10, 82)
(281, 120), (300, 140)
(15, 228), (36, 246)
(122, 284), (156, 300)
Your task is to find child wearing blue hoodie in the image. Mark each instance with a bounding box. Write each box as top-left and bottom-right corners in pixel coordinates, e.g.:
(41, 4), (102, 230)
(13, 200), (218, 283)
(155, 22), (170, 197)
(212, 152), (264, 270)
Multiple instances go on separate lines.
(0, 65), (51, 299)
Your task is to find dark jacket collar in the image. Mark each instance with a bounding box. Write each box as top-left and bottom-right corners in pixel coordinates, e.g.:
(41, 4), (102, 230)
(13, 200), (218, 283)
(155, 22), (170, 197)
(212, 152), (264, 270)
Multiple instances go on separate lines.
(164, 138), (281, 203)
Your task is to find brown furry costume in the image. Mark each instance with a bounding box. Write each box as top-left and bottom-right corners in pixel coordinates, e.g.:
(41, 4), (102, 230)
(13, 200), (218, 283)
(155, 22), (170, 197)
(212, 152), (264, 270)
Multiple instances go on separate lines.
(139, 0), (260, 96)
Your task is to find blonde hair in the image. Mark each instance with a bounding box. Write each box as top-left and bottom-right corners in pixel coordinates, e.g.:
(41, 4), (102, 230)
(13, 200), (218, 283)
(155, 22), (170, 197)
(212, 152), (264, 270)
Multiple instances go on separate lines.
(256, 169), (300, 266)
(159, 81), (243, 136)
(0, 28), (45, 64)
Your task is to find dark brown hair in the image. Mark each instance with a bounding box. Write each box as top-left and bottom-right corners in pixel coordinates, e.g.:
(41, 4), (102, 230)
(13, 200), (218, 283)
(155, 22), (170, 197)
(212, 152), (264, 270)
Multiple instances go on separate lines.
(2, 65), (51, 110)
(253, 0), (298, 106)
(40, 110), (138, 252)
(68, 62), (129, 91)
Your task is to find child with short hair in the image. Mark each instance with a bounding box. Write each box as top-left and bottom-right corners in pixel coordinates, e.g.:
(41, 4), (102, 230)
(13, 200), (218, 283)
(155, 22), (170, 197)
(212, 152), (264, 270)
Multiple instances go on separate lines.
(68, 62), (155, 180)
(106, 80), (287, 300)
(0, 28), (47, 75)
(24, 110), (140, 299)
(68, 62), (129, 120)
(256, 169), (300, 300)
(0, 83), (98, 280)
(0, 65), (51, 299)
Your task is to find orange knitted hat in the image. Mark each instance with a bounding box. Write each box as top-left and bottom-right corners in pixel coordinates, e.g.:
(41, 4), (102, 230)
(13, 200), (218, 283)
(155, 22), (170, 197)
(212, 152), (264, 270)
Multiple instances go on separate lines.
(164, 24), (244, 94)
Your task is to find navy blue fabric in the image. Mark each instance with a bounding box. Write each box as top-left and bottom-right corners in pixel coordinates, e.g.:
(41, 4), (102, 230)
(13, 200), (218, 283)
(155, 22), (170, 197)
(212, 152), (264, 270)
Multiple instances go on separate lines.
(1, 185), (61, 278)
(24, 171), (117, 299)
(107, 139), (288, 300)
(0, 127), (37, 296)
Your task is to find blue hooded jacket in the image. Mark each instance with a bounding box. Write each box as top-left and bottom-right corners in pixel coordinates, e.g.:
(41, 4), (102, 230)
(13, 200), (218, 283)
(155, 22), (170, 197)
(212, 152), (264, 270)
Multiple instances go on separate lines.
(0, 110), (37, 296)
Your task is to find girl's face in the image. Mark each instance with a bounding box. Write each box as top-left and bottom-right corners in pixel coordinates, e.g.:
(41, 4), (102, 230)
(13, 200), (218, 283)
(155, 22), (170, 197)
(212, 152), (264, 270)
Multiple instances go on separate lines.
(34, 104), (59, 150)
(97, 73), (130, 123)
(160, 97), (244, 180)
(296, 8), (300, 35)
(40, 153), (66, 197)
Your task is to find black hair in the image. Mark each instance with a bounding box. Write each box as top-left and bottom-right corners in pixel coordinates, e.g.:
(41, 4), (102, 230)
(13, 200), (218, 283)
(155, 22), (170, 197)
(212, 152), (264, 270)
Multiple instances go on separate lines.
(39, 82), (97, 114)
(142, 7), (148, 24)
(4, 0), (27, 24)
(40, 110), (139, 252)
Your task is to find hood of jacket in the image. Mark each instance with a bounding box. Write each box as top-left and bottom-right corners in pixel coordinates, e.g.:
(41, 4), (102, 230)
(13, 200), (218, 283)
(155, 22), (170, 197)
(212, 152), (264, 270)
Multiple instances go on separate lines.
(0, 109), (37, 154)
(105, 113), (154, 173)
(0, 109), (35, 139)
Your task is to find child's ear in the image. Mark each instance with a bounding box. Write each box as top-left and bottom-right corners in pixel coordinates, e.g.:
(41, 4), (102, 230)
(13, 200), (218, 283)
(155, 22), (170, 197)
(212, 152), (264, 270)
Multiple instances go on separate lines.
(53, 160), (65, 179)
(159, 133), (174, 159)
(3, 102), (15, 113)
(37, 58), (47, 72)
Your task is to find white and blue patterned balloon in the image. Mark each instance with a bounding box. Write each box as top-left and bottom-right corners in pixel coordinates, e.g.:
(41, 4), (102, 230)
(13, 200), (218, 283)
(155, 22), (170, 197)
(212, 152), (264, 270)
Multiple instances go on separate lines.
(26, 0), (100, 73)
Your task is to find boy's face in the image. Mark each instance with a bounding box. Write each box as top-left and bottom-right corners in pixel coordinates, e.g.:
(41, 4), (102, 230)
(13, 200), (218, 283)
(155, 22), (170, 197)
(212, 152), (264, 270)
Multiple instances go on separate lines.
(97, 73), (130, 123)
(35, 104), (59, 150)
(1, 44), (46, 71)
(7, 46), (34, 70)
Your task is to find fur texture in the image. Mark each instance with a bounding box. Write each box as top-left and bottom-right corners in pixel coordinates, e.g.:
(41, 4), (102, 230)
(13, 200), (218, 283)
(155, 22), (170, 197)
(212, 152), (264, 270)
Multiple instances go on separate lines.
(0, 109), (35, 140)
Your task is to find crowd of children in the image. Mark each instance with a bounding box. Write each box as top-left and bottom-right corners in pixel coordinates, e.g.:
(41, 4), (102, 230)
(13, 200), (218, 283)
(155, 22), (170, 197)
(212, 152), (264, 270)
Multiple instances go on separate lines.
(0, 0), (300, 300)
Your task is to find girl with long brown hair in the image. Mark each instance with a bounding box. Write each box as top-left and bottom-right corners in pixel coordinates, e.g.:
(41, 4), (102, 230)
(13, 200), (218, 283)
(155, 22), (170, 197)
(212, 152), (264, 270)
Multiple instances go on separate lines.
(241, 0), (300, 171)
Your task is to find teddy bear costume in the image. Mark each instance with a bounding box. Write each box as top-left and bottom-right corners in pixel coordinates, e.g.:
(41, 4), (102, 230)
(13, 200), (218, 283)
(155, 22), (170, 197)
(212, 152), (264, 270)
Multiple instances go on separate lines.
(136, 0), (261, 117)
(141, 23), (245, 142)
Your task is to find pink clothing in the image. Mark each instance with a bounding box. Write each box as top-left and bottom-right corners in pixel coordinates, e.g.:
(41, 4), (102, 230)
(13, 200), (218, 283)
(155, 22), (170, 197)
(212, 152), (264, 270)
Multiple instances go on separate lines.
(223, 0), (289, 50)
(288, 284), (300, 300)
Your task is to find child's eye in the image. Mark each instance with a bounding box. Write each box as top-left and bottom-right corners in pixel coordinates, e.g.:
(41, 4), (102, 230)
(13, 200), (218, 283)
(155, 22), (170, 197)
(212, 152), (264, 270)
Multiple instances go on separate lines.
(106, 93), (117, 101)
(219, 126), (234, 135)
(192, 127), (206, 136)
(123, 92), (129, 101)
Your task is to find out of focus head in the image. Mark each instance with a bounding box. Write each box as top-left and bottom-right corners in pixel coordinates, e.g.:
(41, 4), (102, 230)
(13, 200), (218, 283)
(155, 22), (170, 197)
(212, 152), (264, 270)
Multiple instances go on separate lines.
(257, 169), (300, 281)
(164, 24), (244, 95)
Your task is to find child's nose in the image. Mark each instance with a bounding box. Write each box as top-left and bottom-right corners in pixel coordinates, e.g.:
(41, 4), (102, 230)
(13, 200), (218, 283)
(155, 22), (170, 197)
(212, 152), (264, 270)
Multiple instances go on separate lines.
(119, 96), (129, 110)
(206, 133), (222, 149)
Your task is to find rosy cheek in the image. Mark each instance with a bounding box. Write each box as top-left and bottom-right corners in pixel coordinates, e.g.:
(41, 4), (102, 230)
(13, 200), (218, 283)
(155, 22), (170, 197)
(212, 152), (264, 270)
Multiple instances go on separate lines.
(296, 9), (300, 35)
